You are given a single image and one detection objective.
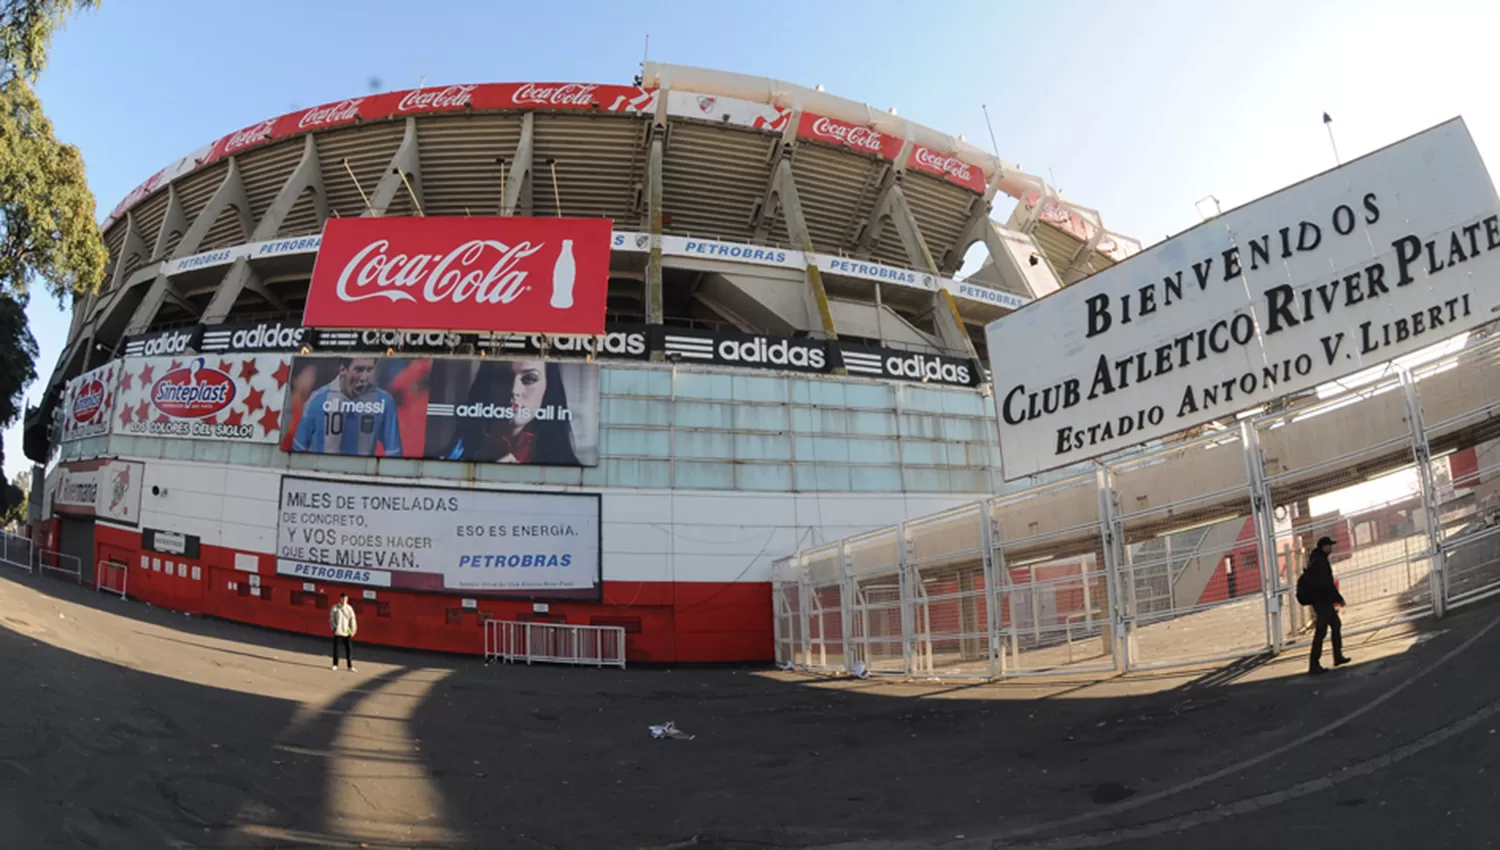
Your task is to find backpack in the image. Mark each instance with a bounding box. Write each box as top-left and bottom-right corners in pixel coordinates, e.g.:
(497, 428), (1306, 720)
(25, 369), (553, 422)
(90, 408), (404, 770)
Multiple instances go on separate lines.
(1295, 570), (1313, 606)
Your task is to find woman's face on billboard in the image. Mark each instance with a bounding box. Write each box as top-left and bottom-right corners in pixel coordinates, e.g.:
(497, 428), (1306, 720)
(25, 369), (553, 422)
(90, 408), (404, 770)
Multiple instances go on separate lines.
(509, 360), (546, 429)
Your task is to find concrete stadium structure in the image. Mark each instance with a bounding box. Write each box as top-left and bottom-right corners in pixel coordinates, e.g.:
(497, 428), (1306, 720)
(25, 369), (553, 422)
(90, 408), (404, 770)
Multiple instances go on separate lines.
(27, 64), (1138, 662)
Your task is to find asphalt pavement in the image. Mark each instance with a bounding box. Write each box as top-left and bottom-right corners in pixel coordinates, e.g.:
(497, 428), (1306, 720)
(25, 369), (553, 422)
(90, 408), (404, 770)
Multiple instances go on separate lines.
(1, 568), (1497, 849)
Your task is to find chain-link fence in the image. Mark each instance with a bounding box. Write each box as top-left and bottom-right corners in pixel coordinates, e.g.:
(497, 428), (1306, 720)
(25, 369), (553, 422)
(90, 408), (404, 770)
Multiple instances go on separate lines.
(774, 331), (1500, 678)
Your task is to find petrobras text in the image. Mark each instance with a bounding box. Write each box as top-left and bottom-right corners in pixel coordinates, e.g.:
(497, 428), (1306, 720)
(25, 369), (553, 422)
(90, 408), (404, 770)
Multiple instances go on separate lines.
(818, 256), (933, 289)
(278, 561), (392, 587)
(946, 281), (1029, 311)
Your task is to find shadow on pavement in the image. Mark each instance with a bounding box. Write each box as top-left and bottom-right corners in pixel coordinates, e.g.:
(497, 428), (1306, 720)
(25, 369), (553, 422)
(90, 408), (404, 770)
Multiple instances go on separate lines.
(5, 567), (1499, 849)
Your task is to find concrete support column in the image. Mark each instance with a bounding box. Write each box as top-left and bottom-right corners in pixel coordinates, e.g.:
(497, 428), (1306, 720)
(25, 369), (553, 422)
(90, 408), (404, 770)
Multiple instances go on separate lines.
(203, 135), (328, 324)
(367, 117), (424, 217)
(645, 128), (665, 328)
(501, 112), (535, 217)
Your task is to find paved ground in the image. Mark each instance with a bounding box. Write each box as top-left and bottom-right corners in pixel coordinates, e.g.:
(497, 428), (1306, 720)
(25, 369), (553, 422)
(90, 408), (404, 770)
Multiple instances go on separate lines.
(3, 568), (1499, 849)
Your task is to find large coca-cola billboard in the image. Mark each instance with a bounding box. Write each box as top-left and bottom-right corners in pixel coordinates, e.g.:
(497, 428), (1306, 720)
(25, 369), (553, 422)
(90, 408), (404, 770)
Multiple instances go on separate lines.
(907, 144), (987, 194)
(796, 112), (903, 161)
(303, 216), (611, 335)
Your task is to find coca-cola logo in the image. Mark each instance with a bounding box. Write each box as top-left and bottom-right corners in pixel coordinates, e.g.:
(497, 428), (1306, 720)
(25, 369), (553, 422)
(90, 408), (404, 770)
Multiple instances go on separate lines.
(224, 120), (276, 154)
(913, 146), (974, 182)
(810, 116), (885, 153)
(299, 98), (364, 129)
(335, 239), (545, 307)
(151, 359), (237, 420)
(397, 85), (476, 112)
(73, 379), (105, 423)
(512, 83), (600, 107)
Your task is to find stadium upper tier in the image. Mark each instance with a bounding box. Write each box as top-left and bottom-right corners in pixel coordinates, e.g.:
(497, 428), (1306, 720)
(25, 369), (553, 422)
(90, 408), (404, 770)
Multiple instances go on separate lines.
(32, 63), (1138, 463)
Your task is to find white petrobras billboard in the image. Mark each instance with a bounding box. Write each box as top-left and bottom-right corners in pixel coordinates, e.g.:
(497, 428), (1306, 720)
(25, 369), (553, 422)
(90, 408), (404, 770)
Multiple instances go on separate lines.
(989, 118), (1500, 480)
(275, 476), (601, 598)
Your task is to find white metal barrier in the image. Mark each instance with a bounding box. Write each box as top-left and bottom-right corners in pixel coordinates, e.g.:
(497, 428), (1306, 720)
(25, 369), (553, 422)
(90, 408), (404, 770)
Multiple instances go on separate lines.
(95, 559), (128, 599)
(0, 531), (33, 574)
(37, 549), (82, 585)
(484, 620), (626, 669)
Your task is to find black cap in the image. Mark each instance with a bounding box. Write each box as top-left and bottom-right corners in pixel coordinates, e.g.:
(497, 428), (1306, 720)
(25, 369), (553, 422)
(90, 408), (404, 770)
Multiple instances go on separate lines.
(1317, 536), (1336, 548)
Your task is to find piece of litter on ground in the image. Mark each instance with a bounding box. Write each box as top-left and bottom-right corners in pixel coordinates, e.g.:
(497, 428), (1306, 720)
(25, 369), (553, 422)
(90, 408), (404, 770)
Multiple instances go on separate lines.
(851, 661), (869, 679)
(649, 721), (695, 741)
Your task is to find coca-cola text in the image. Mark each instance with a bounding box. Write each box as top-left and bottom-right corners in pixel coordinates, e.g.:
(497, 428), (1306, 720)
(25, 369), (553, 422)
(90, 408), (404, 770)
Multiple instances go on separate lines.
(397, 85), (477, 112)
(335, 239), (543, 306)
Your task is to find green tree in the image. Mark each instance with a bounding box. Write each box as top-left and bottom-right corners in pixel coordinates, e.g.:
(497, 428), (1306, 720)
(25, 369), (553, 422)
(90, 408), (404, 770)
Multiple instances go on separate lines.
(0, 0), (104, 468)
(2, 466), (28, 525)
(1, 0), (106, 302)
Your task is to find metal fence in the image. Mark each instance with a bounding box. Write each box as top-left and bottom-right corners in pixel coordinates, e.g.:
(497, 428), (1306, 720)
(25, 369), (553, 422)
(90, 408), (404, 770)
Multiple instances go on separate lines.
(775, 331), (1500, 678)
(96, 559), (128, 599)
(484, 620), (627, 669)
(37, 549), (82, 585)
(0, 532), (33, 573)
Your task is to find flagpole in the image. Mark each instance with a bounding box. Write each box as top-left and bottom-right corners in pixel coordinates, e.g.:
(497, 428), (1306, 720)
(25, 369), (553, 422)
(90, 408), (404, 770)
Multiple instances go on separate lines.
(1322, 112), (1342, 166)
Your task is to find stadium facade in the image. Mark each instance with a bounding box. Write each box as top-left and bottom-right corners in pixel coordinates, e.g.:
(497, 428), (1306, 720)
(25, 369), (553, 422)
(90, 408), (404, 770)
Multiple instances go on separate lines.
(26, 63), (1137, 662)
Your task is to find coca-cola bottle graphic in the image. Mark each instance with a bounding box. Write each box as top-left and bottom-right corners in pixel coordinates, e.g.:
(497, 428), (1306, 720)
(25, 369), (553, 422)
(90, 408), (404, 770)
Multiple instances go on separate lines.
(550, 239), (575, 309)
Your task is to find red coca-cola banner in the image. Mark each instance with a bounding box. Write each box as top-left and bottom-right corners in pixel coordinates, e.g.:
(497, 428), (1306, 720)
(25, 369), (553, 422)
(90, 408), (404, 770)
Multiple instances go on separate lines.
(200, 83), (657, 167)
(303, 216), (612, 335)
(907, 144), (987, 194)
(796, 112), (903, 161)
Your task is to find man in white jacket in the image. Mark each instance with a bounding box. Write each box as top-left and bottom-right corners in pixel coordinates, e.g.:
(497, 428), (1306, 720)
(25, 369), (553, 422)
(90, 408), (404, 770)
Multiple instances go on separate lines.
(330, 592), (358, 672)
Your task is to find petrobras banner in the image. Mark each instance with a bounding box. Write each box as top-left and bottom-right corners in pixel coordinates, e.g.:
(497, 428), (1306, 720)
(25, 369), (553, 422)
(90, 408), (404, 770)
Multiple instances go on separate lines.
(817, 255), (937, 290)
(116, 354), (290, 443)
(665, 91), (792, 133)
(942, 279), (1029, 311)
(610, 231), (805, 270)
(304, 216), (612, 336)
(282, 355), (601, 466)
(60, 362), (118, 442)
(51, 459), (143, 525)
(988, 118), (1500, 480)
(275, 476), (601, 598)
(162, 235), (322, 276)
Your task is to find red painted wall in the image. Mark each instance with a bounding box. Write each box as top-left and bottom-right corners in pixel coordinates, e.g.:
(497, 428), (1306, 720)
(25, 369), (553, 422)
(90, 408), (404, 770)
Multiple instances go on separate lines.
(90, 524), (772, 663)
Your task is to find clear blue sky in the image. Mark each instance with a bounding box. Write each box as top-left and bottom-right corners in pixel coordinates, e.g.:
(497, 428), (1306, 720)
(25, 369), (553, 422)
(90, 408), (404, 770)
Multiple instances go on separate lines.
(11, 0), (1500, 477)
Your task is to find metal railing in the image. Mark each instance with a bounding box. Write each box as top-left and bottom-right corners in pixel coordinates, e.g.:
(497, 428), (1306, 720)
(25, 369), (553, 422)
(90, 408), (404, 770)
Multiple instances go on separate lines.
(37, 549), (82, 585)
(0, 531), (33, 574)
(775, 330), (1500, 679)
(95, 559), (128, 599)
(483, 620), (627, 669)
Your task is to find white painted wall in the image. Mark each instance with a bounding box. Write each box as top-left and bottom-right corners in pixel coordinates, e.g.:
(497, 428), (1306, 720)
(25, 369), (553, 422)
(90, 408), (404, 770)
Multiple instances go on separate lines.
(125, 457), (986, 584)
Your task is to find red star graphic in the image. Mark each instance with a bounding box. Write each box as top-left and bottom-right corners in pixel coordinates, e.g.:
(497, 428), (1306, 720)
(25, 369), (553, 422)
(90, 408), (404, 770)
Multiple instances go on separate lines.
(135, 401), (149, 423)
(243, 386), (265, 413)
(138, 363), (155, 385)
(257, 406), (281, 436)
(156, 413), (171, 424)
(222, 409), (244, 427)
(219, 359), (234, 375)
(271, 360), (290, 390)
(119, 405), (133, 427)
(119, 371), (133, 392)
(168, 359), (183, 372)
(238, 359), (260, 381)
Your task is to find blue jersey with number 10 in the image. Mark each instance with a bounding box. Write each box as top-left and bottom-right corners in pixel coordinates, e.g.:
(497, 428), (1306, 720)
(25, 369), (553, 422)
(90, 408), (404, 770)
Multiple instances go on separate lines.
(292, 379), (402, 456)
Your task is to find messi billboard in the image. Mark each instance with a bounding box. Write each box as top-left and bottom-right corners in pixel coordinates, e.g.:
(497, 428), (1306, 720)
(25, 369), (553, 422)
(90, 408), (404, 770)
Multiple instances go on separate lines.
(281, 355), (600, 466)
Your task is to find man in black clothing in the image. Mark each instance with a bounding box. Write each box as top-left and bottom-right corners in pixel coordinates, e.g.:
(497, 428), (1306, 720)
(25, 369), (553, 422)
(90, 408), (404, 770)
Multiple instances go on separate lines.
(1304, 535), (1352, 675)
